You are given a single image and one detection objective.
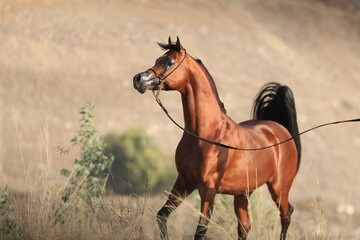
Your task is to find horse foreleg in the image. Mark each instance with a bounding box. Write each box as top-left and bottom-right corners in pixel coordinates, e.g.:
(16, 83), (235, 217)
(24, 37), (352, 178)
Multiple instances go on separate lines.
(194, 187), (216, 240)
(157, 176), (193, 240)
(234, 193), (252, 240)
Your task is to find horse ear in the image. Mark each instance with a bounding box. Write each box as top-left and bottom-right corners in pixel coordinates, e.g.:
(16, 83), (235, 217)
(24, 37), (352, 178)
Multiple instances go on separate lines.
(176, 36), (183, 51)
(168, 36), (172, 45)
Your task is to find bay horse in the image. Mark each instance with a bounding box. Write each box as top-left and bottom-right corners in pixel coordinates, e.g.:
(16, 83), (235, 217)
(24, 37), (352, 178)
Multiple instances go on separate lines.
(133, 37), (301, 240)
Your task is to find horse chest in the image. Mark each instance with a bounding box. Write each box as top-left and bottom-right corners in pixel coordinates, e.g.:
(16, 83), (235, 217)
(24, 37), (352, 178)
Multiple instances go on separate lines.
(175, 146), (201, 182)
(176, 143), (228, 185)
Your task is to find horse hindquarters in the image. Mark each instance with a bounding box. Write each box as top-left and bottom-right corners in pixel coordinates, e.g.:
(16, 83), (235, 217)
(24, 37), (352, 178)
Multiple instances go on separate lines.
(252, 82), (301, 171)
(252, 82), (301, 240)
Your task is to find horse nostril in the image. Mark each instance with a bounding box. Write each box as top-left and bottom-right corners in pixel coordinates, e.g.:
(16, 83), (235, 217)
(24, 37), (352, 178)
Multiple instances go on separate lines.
(133, 73), (141, 83)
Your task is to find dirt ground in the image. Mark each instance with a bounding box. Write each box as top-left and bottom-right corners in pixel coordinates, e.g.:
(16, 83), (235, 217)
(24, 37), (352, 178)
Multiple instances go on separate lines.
(1, 0), (360, 238)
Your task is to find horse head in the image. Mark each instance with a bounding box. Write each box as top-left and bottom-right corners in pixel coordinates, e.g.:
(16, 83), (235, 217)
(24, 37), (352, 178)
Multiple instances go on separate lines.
(133, 37), (188, 94)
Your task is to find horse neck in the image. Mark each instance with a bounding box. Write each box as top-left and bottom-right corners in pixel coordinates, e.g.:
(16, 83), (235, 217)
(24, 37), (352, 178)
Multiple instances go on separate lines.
(180, 60), (225, 139)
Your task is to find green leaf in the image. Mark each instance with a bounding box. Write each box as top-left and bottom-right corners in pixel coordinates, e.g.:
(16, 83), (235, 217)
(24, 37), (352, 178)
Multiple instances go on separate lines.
(60, 168), (71, 177)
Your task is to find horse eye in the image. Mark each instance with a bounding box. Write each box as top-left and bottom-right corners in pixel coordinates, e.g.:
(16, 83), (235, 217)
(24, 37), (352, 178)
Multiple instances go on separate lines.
(166, 58), (174, 66)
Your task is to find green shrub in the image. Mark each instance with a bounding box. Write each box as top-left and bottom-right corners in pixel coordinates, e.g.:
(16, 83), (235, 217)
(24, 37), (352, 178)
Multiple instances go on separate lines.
(60, 104), (114, 202)
(104, 128), (172, 195)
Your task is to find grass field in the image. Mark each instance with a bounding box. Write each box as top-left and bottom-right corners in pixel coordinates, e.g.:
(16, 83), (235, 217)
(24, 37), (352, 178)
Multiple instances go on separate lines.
(0, 178), (337, 240)
(1, 126), (359, 239)
(2, 178), (359, 239)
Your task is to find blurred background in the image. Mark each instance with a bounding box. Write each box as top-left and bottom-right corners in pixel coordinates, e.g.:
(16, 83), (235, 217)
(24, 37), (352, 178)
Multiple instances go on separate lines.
(1, 0), (360, 238)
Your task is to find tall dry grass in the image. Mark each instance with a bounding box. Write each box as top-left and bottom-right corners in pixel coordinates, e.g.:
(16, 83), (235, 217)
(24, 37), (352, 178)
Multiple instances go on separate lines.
(0, 186), (150, 240)
(0, 166), (351, 240)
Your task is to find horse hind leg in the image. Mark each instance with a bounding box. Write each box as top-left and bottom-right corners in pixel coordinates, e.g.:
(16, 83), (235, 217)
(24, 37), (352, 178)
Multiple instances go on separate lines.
(266, 182), (294, 240)
(279, 201), (293, 240)
(233, 193), (252, 240)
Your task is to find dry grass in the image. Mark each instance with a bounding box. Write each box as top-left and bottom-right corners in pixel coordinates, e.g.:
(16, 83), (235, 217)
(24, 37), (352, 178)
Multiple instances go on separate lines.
(0, 182), (345, 240)
(1, 132), (360, 240)
(0, 188), (148, 240)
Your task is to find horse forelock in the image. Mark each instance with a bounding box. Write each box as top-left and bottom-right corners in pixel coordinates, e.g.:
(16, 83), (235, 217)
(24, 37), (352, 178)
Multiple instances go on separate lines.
(157, 42), (180, 52)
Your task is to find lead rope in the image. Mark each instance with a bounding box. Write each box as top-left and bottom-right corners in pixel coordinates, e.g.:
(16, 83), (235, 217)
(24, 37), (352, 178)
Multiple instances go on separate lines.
(152, 83), (164, 100)
(153, 95), (360, 151)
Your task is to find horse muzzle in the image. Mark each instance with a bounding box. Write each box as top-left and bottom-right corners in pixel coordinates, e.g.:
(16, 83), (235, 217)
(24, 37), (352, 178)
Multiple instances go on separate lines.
(133, 71), (160, 94)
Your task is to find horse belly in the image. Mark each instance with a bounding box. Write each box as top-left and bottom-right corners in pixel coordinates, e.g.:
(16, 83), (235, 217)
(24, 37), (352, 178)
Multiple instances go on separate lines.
(218, 154), (276, 195)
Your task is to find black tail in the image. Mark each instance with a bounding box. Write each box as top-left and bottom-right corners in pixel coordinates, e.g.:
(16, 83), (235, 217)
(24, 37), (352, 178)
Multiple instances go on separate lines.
(252, 82), (302, 172)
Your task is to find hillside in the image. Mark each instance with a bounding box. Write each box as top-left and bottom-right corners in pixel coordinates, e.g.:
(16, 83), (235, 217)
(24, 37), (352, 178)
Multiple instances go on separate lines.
(1, 0), (360, 237)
